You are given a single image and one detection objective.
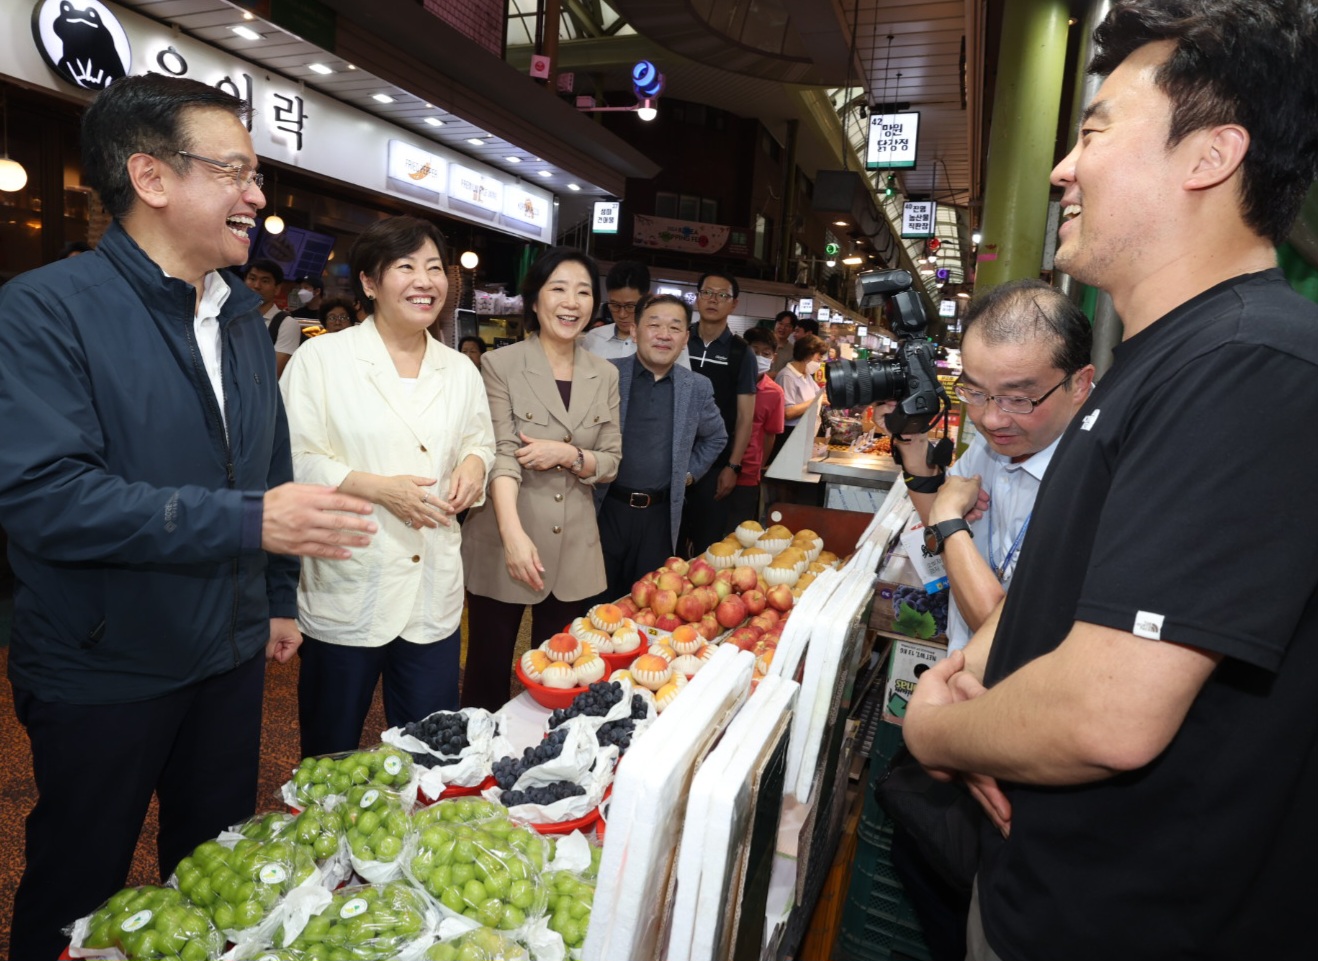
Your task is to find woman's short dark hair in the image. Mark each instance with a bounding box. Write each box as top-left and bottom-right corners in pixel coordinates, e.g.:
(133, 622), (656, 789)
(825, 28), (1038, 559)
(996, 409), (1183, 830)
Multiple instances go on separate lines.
(520, 247), (600, 332)
(636, 293), (692, 325)
(743, 326), (776, 350)
(350, 216), (447, 306)
(458, 335), (487, 354)
(793, 333), (829, 363)
(81, 74), (250, 221)
(319, 297), (356, 325)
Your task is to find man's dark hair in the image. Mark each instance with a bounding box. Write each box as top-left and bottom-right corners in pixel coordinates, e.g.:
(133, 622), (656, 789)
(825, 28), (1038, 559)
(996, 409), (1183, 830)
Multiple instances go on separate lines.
(298, 275), (324, 293)
(606, 260), (650, 294)
(246, 259), (284, 286)
(743, 327), (776, 350)
(636, 293), (692, 325)
(774, 310), (797, 325)
(521, 247), (600, 332)
(1090, 0), (1318, 244)
(350, 216), (446, 306)
(458, 335), (487, 355)
(696, 270), (739, 300)
(963, 279), (1092, 375)
(795, 318), (821, 336)
(792, 334), (829, 363)
(81, 74), (251, 221)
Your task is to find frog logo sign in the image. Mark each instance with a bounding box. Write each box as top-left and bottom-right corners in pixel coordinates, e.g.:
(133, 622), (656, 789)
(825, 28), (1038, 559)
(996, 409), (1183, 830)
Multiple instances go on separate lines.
(31, 0), (132, 90)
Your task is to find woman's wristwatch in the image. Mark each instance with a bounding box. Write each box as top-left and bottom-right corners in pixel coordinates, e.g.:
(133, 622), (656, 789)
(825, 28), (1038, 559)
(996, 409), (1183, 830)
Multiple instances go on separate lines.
(568, 446), (585, 475)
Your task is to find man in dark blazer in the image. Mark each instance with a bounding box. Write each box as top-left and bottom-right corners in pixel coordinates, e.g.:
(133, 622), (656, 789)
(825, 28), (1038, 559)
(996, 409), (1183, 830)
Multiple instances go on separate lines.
(596, 294), (726, 600)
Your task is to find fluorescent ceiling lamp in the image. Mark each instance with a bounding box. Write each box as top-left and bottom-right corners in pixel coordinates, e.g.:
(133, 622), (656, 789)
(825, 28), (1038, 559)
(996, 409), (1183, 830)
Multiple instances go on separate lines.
(505, 156), (520, 163)
(307, 63), (332, 75)
(537, 170), (553, 178)
(841, 255), (864, 265)
(567, 183), (581, 191)
(372, 93), (395, 104)
(424, 117), (443, 127)
(467, 138), (486, 146)
(231, 25), (261, 41)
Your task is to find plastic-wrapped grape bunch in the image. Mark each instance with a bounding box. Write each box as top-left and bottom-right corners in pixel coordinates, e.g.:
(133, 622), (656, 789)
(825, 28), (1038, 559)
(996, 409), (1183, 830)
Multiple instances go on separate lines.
(425, 925), (530, 961)
(891, 585), (950, 639)
(544, 869), (596, 954)
(340, 784), (413, 865)
(274, 881), (431, 961)
(287, 801), (345, 864)
(403, 711), (471, 765)
(237, 811), (295, 844)
(289, 745), (415, 807)
(408, 818), (549, 929)
(547, 681), (624, 729)
(420, 797), (506, 824)
(79, 885), (223, 961)
(173, 837), (315, 935)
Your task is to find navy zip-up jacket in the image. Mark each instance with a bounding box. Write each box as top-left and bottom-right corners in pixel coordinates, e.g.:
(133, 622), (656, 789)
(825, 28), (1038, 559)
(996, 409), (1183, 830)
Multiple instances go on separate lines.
(0, 222), (299, 704)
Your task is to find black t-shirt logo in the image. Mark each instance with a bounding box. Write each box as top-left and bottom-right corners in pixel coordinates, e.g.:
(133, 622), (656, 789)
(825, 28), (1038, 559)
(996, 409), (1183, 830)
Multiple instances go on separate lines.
(32, 0), (131, 90)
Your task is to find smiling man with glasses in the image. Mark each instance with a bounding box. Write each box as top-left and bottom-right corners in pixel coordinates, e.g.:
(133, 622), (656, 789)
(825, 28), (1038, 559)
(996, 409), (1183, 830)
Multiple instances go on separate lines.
(898, 279), (1094, 653)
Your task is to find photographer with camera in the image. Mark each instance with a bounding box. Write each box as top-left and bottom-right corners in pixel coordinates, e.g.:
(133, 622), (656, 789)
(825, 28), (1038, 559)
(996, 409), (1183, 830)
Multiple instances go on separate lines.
(897, 280), (1093, 651)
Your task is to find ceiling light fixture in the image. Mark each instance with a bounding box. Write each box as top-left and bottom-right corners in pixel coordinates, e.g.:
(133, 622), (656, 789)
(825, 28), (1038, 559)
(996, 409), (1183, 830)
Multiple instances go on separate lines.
(842, 255), (864, 266)
(307, 63), (333, 75)
(505, 156), (520, 163)
(459, 251), (480, 270)
(424, 117), (444, 127)
(372, 93), (395, 104)
(467, 138), (486, 146)
(231, 25), (261, 41)
(972, 230), (982, 245)
(537, 170), (553, 178)
(567, 183), (581, 191)
(833, 220), (848, 226)
(636, 99), (657, 122)
(263, 174), (284, 235)
(0, 93), (28, 193)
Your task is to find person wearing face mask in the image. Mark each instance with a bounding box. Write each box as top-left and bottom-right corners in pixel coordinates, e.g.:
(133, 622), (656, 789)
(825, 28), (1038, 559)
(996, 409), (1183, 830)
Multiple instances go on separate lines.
(728, 327), (787, 524)
(289, 275), (324, 319)
(775, 333), (828, 428)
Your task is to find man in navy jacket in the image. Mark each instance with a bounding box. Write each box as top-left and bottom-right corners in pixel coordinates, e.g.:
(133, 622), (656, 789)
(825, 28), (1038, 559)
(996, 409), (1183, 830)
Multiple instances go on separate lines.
(596, 295), (726, 601)
(0, 75), (377, 959)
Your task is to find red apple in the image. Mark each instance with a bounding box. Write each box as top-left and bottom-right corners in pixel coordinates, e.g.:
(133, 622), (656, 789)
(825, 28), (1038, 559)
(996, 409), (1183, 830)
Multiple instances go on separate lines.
(757, 576), (770, 593)
(713, 579), (733, 601)
(651, 588), (678, 616)
(634, 609), (658, 628)
(687, 557), (716, 586)
(655, 612), (683, 633)
(697, 614), (722, 640)
(680, 577), (695, 595)
(655, 570), (685, 594)
(693, 586), (719, 611)
(631, 579), (654, 609)
(766, 584), (794, 612)
(727, 627), (759, 652)
(716, 595), (748, 629)
(616, 596), (639, 618)
(741, 589), (767, 615)
(714, 569), (735, 586)
(730, 566), (758, 594)
(665, 556), (691, 576)
(675, 593), (707, 623)
(748, 612), (777, 633)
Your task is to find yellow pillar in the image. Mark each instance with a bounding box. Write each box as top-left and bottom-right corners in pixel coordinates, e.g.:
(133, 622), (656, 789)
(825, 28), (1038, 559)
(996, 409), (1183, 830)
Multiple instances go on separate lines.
(975, 0), (1072, 289)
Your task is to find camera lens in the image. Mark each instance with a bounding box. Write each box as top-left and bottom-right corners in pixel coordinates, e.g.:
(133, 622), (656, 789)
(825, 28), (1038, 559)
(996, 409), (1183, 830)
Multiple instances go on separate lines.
(824, 358), (905, 409)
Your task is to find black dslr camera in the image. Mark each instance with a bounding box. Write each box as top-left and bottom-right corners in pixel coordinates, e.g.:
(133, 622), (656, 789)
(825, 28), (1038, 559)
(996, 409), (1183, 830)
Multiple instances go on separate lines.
(824, 269), (951, 442)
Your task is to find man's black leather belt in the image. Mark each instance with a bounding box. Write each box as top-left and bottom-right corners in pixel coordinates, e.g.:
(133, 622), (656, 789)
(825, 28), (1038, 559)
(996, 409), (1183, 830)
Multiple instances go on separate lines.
(606, 486), (669, 508)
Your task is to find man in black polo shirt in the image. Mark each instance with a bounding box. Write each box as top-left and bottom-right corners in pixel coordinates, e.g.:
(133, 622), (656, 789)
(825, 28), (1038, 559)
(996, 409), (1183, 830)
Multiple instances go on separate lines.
(597, 295), (725, 600)
(683, 270), (757, 554)
(903, 4), (1318, 961)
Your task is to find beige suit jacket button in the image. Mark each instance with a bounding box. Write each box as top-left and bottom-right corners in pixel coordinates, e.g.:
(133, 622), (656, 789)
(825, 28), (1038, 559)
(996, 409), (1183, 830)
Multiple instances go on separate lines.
(563, 434), (571, 443)
(552, 525), (562, 534)
(554, 493), (564, 502)
(411, 555), (421, 563)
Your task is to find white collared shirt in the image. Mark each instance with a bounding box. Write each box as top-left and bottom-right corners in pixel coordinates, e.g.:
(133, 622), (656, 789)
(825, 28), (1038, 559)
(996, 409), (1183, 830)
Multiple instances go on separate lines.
(583, 323), (691, 367)
(193, 270), (231, 431)
(944, 433), (1061, 650)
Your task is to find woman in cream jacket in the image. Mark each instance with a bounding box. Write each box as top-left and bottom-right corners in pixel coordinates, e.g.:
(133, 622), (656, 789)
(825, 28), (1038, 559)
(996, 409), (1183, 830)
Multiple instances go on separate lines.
(281, 217), (494, 755)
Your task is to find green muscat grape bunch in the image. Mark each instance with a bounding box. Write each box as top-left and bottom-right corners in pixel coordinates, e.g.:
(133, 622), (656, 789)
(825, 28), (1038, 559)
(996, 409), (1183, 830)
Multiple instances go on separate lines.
(291, 746), (414, 806)
(289, 802), (346, 863)
(174, 837), (315, 932)
(275, 881), (429, 961)
(423, 796), (505, 824)
(544, 870), (595, 952)
(341, 785), (413, 863)
(82, 885), (222, 961)
(407, 817), (548, 930)
(239, 811), (295, 843)
(424, 924), (531, 961)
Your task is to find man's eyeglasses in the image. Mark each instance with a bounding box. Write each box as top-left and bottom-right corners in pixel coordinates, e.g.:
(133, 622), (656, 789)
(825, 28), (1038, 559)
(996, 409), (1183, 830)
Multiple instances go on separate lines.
(953, 374), (1071, 415)
(176, 150), (265, 190)
(697, 288), (735, 302)
(607, 301), (640, 315)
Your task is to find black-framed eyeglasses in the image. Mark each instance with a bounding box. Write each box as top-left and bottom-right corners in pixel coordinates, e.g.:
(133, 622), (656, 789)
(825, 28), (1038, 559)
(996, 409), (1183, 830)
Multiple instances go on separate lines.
(176, 150), (265, 190)
(607, 301), (640, 315)
(953, 374), (1072, 415)
(697, 288), (735, 302)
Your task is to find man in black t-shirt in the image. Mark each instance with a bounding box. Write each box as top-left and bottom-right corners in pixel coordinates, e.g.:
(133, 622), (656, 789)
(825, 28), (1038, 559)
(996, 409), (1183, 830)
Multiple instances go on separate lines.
(681, 270), (757, 554)
(903, 4), (1318, 961)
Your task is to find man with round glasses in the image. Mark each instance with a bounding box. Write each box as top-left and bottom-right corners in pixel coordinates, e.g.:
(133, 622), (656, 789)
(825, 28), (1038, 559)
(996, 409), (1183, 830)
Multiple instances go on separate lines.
(899, 279), (1093, 652)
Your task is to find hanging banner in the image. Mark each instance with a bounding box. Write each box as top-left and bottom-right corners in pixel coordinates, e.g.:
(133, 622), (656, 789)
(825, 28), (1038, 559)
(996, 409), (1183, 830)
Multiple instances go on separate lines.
(633, 213), (731, 254)
(901, 201), (937, 238)
(866, 112), (920, 170)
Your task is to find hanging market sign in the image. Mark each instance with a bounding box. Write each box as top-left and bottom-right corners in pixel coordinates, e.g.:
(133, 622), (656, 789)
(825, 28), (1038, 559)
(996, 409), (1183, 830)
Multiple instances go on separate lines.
(866, 112), (920, 170)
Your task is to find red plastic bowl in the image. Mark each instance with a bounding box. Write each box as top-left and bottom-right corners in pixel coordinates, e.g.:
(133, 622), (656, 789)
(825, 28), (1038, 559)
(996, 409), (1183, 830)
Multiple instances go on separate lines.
(529, 805), (601, 835)
(600, 646), (643, 673)
(420, 774), (497, 804)
(516, 659), (589, 709)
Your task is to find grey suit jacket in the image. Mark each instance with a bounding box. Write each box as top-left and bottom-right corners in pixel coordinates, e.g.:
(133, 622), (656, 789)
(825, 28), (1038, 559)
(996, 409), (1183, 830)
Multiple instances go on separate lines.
(599, 357), (727, 551)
